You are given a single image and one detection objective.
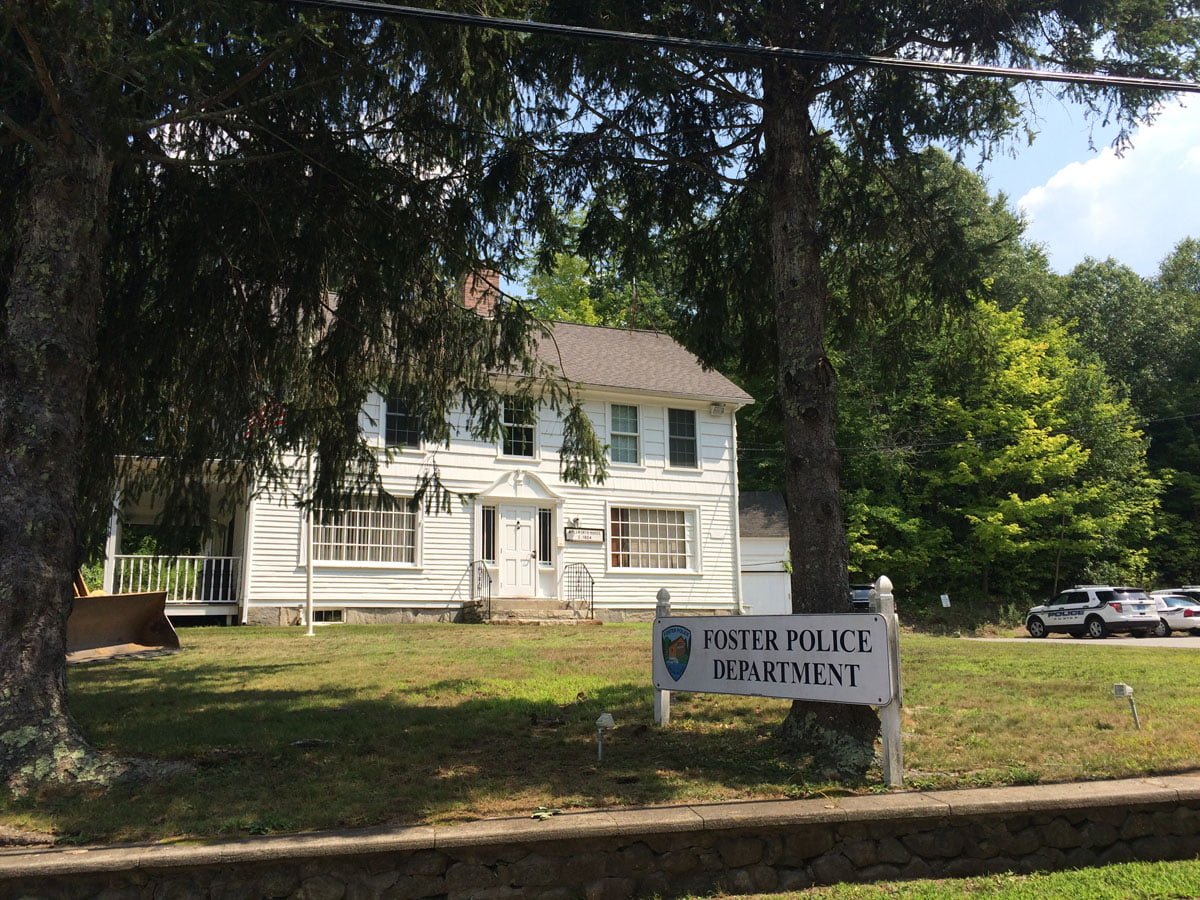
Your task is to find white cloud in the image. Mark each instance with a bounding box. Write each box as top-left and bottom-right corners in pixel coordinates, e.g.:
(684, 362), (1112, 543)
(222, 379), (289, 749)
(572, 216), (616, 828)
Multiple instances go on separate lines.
(1017, 101), (1200, 276)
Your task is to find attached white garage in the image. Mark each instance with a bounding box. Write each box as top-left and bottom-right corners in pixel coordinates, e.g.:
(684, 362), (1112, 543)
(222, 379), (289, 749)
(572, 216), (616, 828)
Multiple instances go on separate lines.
(739, 492), (791, 615)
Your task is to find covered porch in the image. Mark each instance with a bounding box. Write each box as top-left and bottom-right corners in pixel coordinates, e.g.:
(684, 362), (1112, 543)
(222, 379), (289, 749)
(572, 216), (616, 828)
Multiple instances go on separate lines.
(102, 477), (250, 624)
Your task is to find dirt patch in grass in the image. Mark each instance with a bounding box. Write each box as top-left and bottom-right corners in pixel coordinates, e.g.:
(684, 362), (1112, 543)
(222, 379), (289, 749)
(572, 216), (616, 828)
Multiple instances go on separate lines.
(1, 625), (1197, 843)
(0, 824), (56, 847)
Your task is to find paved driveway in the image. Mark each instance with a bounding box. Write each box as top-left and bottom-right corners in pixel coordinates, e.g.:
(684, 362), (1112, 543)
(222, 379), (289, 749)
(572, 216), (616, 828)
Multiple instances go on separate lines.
(970, 635), (1199, 648)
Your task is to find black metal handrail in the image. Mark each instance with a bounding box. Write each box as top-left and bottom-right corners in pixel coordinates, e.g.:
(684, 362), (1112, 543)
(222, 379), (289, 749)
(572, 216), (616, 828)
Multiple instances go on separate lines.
(562, 563), (594, 619)
(469, 560), (493, 622)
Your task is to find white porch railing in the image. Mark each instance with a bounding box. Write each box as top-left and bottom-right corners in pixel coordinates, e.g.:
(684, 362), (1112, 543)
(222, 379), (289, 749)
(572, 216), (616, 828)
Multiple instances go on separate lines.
(113, 555), (241, 605)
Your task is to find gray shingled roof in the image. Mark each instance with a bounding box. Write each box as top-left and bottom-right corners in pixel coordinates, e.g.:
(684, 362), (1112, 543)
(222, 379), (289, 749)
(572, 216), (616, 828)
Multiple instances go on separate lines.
(739, 491), (789, 537)
(534, 322), (753, 404)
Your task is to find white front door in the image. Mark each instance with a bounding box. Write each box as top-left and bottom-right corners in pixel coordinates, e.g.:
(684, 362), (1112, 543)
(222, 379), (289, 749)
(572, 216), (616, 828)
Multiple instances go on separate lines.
(499, 505), (536, 597)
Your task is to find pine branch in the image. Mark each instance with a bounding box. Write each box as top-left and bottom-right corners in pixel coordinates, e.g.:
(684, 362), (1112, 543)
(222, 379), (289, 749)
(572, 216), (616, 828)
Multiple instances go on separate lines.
(133, 151), (295, 167)
(141, 46), (289, 131)
(13, 14), (71, 146)
(565, 88), (752, 187)
(0, 109), (46, 152)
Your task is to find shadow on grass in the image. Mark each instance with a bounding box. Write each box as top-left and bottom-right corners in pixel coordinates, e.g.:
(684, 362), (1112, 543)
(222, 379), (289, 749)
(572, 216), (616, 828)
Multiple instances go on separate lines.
(5, 661), (811, 843)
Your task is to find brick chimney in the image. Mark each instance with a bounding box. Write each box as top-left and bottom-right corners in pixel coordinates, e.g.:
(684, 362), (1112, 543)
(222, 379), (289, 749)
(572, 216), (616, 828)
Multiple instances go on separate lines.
(462, 269), (501, 317)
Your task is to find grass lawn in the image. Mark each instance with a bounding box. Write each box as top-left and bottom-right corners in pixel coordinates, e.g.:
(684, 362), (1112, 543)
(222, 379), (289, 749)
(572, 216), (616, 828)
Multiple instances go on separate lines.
(717, 858), (1200, 898)
(2, 625), (1198, 843)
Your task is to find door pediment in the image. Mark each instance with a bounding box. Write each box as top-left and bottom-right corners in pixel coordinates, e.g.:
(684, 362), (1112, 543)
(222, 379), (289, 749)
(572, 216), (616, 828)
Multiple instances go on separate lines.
(478, 470), (562, 503)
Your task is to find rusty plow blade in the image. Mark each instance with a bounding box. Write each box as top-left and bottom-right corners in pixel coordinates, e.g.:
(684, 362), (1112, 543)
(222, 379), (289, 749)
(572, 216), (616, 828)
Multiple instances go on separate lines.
(67, 581), (181, 664)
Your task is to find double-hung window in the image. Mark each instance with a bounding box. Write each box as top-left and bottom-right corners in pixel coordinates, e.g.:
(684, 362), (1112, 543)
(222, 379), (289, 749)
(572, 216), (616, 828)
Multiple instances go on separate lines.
(609, 507), (693, 570)
(314, 496), (417, 564)
(384, 398), (420, 449)
(502, 398), (536, 457)
(610, 404), (640, 464)
(667, 408), (698, 468)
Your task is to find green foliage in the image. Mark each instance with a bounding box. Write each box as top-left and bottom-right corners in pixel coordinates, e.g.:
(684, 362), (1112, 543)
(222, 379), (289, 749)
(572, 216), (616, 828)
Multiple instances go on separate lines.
(526, 0), (1200, 374)
(524, 251), (674, 332)
(1, 1), (610, 545)
(1018, 243), (1200, 585)
(840, 300), (1159, 602)
(730, 150), (1189, 605)
(523, 0), (1200, 610)
(1142, 240), (1200, 583)
(78, 558), (105, 594)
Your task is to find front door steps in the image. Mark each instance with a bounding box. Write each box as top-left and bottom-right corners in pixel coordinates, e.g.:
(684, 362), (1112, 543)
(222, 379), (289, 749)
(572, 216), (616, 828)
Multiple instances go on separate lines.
(488, 598), (600, 626)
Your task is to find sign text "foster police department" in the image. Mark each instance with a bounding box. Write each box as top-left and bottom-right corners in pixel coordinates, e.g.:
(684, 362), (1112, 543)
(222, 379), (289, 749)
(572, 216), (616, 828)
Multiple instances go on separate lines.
(653, 614), (894, 706)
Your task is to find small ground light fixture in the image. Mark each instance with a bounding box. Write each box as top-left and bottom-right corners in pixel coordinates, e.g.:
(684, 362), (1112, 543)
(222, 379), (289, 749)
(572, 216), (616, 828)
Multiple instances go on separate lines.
(596, 712), (615, 762)
(1113, 683), (1141, 730)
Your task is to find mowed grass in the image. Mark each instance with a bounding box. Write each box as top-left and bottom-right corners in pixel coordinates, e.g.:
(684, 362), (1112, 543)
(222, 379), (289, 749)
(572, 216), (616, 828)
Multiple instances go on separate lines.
(716, 858), (1200, 898)
(2, 626), (1198, 843)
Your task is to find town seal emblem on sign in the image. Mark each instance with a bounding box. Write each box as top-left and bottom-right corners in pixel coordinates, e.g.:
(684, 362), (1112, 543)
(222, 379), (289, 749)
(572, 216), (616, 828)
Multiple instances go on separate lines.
(661, 625), (692, 681)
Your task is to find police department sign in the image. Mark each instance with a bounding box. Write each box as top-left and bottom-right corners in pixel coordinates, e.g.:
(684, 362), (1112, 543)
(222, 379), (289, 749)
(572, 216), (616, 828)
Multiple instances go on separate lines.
(652, 614), (894, 706)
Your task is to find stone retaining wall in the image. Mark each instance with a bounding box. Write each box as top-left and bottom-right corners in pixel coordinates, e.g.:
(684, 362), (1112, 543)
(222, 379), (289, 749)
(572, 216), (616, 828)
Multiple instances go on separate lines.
(3, 775), (1199, 899)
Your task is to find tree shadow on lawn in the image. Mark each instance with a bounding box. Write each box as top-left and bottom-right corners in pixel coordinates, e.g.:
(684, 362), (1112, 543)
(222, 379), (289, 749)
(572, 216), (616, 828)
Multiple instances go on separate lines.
(6, 665), (809, 843)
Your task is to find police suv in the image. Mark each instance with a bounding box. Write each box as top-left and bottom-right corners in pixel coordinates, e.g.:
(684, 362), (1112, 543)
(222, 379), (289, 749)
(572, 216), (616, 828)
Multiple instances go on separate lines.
(1025, 586), (1158, 639)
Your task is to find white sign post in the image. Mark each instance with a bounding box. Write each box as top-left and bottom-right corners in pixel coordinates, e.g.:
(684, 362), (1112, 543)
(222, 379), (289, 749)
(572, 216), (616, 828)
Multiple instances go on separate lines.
(653, 589), (672, 726)
(871, 576), (904, 787)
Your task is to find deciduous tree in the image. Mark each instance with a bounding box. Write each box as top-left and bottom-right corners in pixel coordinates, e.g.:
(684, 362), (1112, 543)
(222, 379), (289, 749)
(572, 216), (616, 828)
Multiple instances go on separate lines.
(842, 300), (1159, 604)
(522, 246), (675, 330)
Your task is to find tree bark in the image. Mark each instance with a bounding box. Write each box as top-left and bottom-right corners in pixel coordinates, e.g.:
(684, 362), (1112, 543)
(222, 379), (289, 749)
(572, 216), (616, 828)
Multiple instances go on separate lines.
(0, 131), (117, 794)
(763, 54), (880, 779)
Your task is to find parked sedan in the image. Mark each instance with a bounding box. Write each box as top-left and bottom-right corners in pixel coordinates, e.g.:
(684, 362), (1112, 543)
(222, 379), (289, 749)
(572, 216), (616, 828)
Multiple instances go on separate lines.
(1149, 591), (1200, 636)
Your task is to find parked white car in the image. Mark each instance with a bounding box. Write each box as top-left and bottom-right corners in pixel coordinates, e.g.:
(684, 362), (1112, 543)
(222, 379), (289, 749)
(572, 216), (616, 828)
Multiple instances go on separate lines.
(1025, 586), (1158, 639)
(1149, 591), (1200, 636)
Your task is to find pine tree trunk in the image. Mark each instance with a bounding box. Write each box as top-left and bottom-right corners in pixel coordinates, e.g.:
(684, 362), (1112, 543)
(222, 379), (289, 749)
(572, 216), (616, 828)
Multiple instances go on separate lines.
(763, 53), (880, 780)
(0, 134), (116, 794)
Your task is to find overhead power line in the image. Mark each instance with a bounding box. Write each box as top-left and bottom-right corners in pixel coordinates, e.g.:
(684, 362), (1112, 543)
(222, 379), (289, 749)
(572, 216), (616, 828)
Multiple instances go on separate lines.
(266, 0), (1200, 94)
(734, 406), (1200, 459)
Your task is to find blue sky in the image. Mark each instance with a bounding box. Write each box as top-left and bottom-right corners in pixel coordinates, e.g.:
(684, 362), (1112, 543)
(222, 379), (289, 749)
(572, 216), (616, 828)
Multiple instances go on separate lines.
(974, 95), (1199, 277)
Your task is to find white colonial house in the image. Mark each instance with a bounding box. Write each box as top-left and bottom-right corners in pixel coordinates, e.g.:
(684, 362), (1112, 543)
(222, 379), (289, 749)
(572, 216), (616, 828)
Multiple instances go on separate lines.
(101, 321), (754, 625)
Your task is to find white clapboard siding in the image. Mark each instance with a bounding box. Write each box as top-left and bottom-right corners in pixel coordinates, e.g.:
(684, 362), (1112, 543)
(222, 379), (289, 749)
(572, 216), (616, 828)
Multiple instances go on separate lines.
(244, 388), (741, 613)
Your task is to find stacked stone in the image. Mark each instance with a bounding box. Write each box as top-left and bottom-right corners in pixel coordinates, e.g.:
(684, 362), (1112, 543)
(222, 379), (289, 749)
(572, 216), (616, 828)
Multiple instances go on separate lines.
(4, 776), (1200, 898)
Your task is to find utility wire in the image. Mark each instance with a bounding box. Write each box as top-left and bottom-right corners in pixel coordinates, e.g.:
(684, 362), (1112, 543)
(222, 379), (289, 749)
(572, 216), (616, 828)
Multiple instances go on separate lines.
(265, 0), (1200, 94)
(736, 405), (1200, 458)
